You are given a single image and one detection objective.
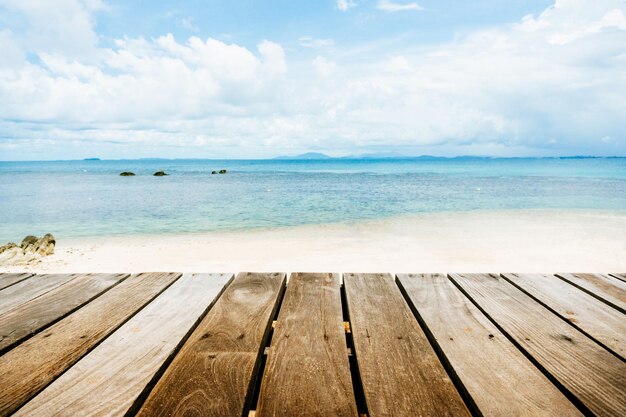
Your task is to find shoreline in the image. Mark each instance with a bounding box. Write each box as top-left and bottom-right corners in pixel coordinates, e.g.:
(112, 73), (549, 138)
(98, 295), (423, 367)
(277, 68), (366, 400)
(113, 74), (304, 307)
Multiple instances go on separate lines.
(2, 209), (625, 274)
(50, 207), (626, 243)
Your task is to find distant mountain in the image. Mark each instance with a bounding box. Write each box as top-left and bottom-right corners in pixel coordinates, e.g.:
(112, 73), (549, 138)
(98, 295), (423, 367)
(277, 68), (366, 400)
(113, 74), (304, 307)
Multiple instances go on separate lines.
(343, 152), (410, 159)
(274, 152), (331, 160)
(558, 156), (603, 159)
(274, 152), (455, 160)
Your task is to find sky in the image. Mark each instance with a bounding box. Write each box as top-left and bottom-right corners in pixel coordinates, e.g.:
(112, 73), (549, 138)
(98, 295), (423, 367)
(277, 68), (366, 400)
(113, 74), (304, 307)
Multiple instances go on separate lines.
(0, 0), (625, 160)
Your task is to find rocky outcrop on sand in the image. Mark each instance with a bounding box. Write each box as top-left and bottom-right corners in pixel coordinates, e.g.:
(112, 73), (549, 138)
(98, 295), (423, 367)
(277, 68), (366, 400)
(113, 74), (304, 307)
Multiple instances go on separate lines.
(0, 234), (56, 266)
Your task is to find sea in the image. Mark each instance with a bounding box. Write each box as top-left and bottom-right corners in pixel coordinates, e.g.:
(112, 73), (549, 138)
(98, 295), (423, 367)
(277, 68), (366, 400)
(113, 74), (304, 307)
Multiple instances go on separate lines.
(1, 157), (625, 241)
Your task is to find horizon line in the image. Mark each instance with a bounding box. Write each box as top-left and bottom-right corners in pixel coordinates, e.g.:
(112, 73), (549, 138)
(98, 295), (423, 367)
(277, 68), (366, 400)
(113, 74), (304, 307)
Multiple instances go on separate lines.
(2, 155), (626, 163)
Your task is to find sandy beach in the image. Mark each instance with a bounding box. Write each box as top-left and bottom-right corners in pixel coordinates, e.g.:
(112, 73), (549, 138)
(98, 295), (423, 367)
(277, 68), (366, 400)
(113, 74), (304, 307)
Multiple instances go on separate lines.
(3, 209), (625, 274)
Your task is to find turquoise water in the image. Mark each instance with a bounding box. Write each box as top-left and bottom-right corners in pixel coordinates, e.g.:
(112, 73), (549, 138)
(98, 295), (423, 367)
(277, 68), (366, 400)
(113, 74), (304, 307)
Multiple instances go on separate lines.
(1, 157), (625, 241)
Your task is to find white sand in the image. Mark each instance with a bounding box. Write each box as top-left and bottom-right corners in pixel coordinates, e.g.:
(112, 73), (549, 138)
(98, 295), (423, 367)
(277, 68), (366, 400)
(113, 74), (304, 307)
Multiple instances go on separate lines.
(3, 210), (625, 274)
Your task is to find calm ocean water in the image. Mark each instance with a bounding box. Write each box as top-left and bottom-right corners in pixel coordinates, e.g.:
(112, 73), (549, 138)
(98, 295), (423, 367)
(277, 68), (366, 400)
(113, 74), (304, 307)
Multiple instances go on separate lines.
(1, 157), (625, 241)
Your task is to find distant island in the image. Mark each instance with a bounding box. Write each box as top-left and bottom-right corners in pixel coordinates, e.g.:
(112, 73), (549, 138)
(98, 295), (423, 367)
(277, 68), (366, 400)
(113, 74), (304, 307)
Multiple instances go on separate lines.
(274, 152), (331, 160)
(272, 153), (620, 161)
(83, 157), (101, 161)
(274, 152), (470, 160)
(274, 152), (417, 160)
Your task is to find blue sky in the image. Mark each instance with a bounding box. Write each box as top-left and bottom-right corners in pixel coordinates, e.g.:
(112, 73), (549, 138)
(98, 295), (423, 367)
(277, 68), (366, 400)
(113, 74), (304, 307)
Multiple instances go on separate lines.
(95, 1), (552, 50)
(0, 0), (625, 160)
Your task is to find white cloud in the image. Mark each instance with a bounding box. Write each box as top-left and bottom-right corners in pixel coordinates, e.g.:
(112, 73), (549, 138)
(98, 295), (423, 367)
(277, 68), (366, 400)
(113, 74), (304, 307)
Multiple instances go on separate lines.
(337, 0), (356, 12)
(0, 34), (284, 124)
(377, 1), (423, 13)
(177, 17), (199, 32)
(547, 8), (626, 44)
(257, 40), (287, 75)
(0, 0), (103, 58)
(0, 0), (625, 158)
(385, 56), (412, 72)
(299, 36), (335, 48)
(313, 56), (337, 77)
(0, 29), (25, 68)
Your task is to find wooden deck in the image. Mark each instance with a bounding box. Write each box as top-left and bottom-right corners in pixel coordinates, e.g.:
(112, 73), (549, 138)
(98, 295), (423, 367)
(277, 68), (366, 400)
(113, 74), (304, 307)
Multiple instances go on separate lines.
(0, 272), (624, 416)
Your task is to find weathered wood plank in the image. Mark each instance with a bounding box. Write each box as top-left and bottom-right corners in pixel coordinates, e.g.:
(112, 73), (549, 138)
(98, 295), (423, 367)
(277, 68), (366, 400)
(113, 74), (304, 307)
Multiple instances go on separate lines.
(0, 274), (78, 316)
(0, 273), (128, 354)
(450, 273), (626, 417)
(256, 272), (358, 417)
(504, 273), (626, 358)
(344, 273), (470, 417)
(397, 273), (581, 417)
(609, 273), (626, 283)
(0, 273), (34, 291)
(137, 272), (285, 417)
(15, 273), (233, 417)
(0, 272), (181, 417)
(556, 273), (626, 313)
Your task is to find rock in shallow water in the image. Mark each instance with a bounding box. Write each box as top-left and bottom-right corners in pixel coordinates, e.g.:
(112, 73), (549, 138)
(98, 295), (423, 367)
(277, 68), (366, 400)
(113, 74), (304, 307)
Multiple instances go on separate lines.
(120, 171), (135, 176)
(0, 234), (56, 266)
(153, 170), (168, 176)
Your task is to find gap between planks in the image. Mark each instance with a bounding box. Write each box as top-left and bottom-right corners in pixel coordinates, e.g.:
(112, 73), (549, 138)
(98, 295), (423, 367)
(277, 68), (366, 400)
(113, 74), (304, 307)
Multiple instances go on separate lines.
(449, 273), (626, 417)
(4, 271), (623, 417)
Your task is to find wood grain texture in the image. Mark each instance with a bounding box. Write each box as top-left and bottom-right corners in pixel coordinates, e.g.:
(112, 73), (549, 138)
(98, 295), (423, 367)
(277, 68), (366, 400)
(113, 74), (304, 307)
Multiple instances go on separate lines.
(15, 273), (233, 417)
(344, 273), (470, 417)
(0, 274), (79, 316)
(504, 273), (626, 358)
(609, 273), (626, 283)
(0, 273), (34, 291)
(256, 272), (358, 417)
(0, 273), (127, 354)
(137, 272), (285, 417)
(450, 273), (626, 417)
(0, 272), (181, 417)
(397, 273), (581, 417)
(556, 273), (626, 313)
